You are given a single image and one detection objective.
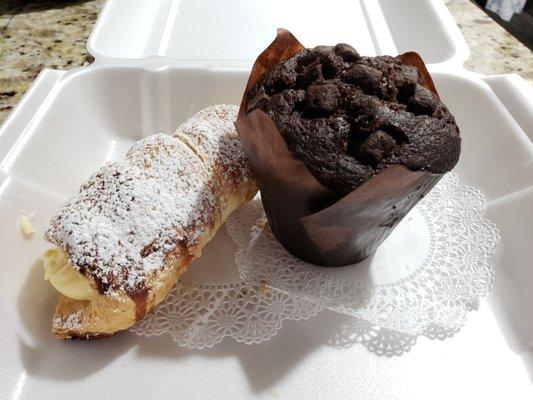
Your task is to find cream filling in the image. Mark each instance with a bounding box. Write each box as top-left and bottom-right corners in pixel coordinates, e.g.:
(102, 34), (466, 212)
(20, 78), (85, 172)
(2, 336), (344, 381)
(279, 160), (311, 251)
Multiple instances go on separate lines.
(43, 248), (97, 301)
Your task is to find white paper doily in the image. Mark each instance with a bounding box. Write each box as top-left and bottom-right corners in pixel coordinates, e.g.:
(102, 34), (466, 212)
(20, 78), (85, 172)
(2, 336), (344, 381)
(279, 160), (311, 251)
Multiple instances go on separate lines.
(132, 173), (498, 353)
(131, 280), (321, 349)
(230, 173), (499, 337)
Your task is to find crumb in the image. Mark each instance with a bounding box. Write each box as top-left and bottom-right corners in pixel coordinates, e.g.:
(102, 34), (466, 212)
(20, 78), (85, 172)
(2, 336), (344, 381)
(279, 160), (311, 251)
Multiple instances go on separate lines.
(259, 280), (269, 295)
(20, 210), (36, 236)
(255, 217), (268, 229)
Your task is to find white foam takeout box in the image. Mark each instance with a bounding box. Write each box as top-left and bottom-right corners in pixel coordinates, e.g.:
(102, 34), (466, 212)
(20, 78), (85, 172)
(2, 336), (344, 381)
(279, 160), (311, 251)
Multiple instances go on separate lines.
(0, 0), (532, 398)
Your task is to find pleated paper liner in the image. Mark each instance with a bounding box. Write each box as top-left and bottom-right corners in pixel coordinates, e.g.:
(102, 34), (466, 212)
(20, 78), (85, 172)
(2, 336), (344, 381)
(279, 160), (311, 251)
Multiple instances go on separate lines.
(235, 29), (444, 267)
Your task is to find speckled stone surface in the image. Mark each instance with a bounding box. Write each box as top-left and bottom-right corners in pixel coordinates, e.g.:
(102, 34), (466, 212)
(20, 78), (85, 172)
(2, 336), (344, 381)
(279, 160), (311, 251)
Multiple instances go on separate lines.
(445, 0), (533, 80)
(0, 0), (100, 123)
(0, 0), (531, 125)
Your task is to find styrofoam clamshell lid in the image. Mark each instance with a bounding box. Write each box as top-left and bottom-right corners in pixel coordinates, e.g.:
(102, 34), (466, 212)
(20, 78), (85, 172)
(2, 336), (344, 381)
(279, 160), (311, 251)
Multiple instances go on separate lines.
(87, 0), (469, 67)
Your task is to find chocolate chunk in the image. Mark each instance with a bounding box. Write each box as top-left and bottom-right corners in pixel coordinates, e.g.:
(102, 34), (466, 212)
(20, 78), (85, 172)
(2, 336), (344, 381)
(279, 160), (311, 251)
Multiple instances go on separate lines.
(345, 64), (382, 94)
(297, 50), (319, 68)
(305, 84), (339, 114)
(397, 65), (421, 87)
(407, 84), (439, 115)
(297, 63), (323, 88)
(312, 45), (341, 79)
(334, 43), (360, 62)
(312, 45), (334, 54)
(395, 65), (421, 104)
(381, 123), (409, 145)
(354, 130), (396, 164)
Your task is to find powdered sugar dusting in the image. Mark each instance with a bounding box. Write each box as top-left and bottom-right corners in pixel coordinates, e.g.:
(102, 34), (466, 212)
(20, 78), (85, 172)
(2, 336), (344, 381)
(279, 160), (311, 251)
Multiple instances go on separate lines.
(174, 105), (250, 185)
(53, 310), (83, 330)
(46, 105), (249, 296)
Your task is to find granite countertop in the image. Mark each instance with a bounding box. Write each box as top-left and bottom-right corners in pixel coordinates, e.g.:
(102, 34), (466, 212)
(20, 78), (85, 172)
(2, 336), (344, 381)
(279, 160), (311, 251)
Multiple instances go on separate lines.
(0, 0), (531, 125)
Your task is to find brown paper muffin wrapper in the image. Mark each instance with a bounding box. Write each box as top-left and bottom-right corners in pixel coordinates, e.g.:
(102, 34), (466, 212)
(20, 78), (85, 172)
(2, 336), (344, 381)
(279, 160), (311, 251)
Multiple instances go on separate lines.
(235, 29), (443, 267)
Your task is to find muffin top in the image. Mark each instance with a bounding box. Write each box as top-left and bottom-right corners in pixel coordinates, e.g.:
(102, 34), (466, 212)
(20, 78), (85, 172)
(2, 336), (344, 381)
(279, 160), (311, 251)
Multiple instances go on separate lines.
(245, 44), (461, 196)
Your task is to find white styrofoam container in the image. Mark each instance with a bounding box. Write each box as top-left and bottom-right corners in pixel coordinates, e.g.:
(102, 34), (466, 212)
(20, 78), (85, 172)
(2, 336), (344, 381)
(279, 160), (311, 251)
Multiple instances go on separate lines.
(87, 0), (469, 67)
(0, 0), (532, 399)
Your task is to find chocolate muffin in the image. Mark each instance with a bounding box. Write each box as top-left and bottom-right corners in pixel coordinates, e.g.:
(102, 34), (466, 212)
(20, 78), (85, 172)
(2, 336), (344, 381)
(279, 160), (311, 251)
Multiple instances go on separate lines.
(245, 44), (461, 196)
